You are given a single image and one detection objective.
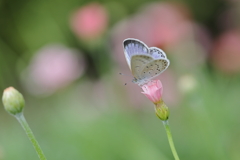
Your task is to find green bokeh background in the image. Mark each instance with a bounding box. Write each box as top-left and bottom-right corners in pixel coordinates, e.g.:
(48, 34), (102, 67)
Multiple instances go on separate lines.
(1, 0), (240, 159)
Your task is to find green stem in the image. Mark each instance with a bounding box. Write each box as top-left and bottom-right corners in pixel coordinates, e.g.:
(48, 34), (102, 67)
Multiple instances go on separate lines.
(15, 113), (47, 160)
(163, 120), (180, 160)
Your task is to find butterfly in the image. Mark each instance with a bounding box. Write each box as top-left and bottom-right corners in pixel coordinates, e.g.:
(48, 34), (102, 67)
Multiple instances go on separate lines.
(123, 38), (170, 86)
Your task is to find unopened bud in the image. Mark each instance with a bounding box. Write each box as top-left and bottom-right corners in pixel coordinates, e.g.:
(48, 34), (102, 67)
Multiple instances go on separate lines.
(155, 99), (169, 121)
(2, 87), (25, 115)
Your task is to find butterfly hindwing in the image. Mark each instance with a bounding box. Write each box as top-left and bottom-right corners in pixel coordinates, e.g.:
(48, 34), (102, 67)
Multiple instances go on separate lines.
(130, 55), (153, 80)
(140, 58), (170, 80)
(149, 47), (167, 59)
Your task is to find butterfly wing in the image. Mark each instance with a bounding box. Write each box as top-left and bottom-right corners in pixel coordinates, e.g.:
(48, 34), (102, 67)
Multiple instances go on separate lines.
(123, 38), (149, 69)
(130, 55), (154, 80)
(149, 47), (167, 59)
(139, 58), (170, 81)
(123, 38), (170, 86)
(131, 55), (169, 85)
(139, 47), (170, 81)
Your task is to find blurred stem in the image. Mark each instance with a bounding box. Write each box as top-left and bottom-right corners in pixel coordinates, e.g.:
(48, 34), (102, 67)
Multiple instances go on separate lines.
(163, 120), (180, 160)
(15, 113), (47, 160)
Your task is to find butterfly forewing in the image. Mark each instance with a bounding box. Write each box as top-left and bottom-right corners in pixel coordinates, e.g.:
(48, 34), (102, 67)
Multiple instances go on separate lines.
(123, 38), (149, 68)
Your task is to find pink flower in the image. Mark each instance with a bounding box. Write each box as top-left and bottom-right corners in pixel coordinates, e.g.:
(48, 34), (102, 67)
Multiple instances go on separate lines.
(22, 44), (85, 96)
(141, 80), (163, 104)
(70, 3), (108, 40)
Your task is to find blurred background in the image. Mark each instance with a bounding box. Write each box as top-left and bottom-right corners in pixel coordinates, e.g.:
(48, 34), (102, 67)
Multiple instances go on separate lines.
(1, 0), (240, 159)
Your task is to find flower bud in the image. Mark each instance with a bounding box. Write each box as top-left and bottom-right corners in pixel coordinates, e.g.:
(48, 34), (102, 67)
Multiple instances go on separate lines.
(2, 87), (25, 115)
(155, 99), (169, 121)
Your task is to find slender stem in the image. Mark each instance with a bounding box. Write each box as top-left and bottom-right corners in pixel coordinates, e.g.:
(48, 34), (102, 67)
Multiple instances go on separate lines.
(163, 120), (180, 160)
(15, 113), (47, 160)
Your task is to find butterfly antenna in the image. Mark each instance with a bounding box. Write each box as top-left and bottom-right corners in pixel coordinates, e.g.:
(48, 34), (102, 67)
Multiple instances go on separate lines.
(119, 72), (132, 78)
(119, 73), (130, 86)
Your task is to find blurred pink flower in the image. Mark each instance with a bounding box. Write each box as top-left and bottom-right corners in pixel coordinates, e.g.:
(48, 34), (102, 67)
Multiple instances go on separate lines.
(70, 3), (108, 40)
(111, 2), (192, 51)
(142, 80), (163, 104)
(111, 2), (194, 70)
(211, 30), (240, 73)
(140, 2), (192, 48)
(22, 44), (85, 96)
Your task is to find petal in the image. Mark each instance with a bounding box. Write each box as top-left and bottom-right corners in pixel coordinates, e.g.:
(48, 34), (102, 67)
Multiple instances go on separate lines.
(156, 80), (163, 89)
(156, 88), (163, 97)
(142, 92), (154, 101)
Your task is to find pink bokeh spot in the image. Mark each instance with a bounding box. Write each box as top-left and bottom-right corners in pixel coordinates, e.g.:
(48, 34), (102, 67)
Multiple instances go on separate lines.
(141, 80), (163, 104)
(23, 44), (85, 96)
(70, 3), (108, 40)
(211, 30), (240, 73)
(143, 2), (191, 48)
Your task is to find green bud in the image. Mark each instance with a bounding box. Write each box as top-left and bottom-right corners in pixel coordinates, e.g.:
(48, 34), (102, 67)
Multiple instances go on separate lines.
(2, 87), (25, 115)
(155, 99), (169, 121)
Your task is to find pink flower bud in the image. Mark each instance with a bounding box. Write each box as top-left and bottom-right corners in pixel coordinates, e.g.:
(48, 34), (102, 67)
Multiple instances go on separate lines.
(141, 80), (163, 104)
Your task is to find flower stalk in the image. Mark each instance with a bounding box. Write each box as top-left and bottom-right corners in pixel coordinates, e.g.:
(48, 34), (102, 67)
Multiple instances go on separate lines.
(2, 87), (47, 160)
(141, 80), (180, 160)
(15, 113), (47, 160)
(163, 120), (180, 160)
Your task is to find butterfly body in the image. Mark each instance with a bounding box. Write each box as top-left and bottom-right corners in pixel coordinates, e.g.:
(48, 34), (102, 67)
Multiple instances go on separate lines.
(123, 38), (170, 86)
